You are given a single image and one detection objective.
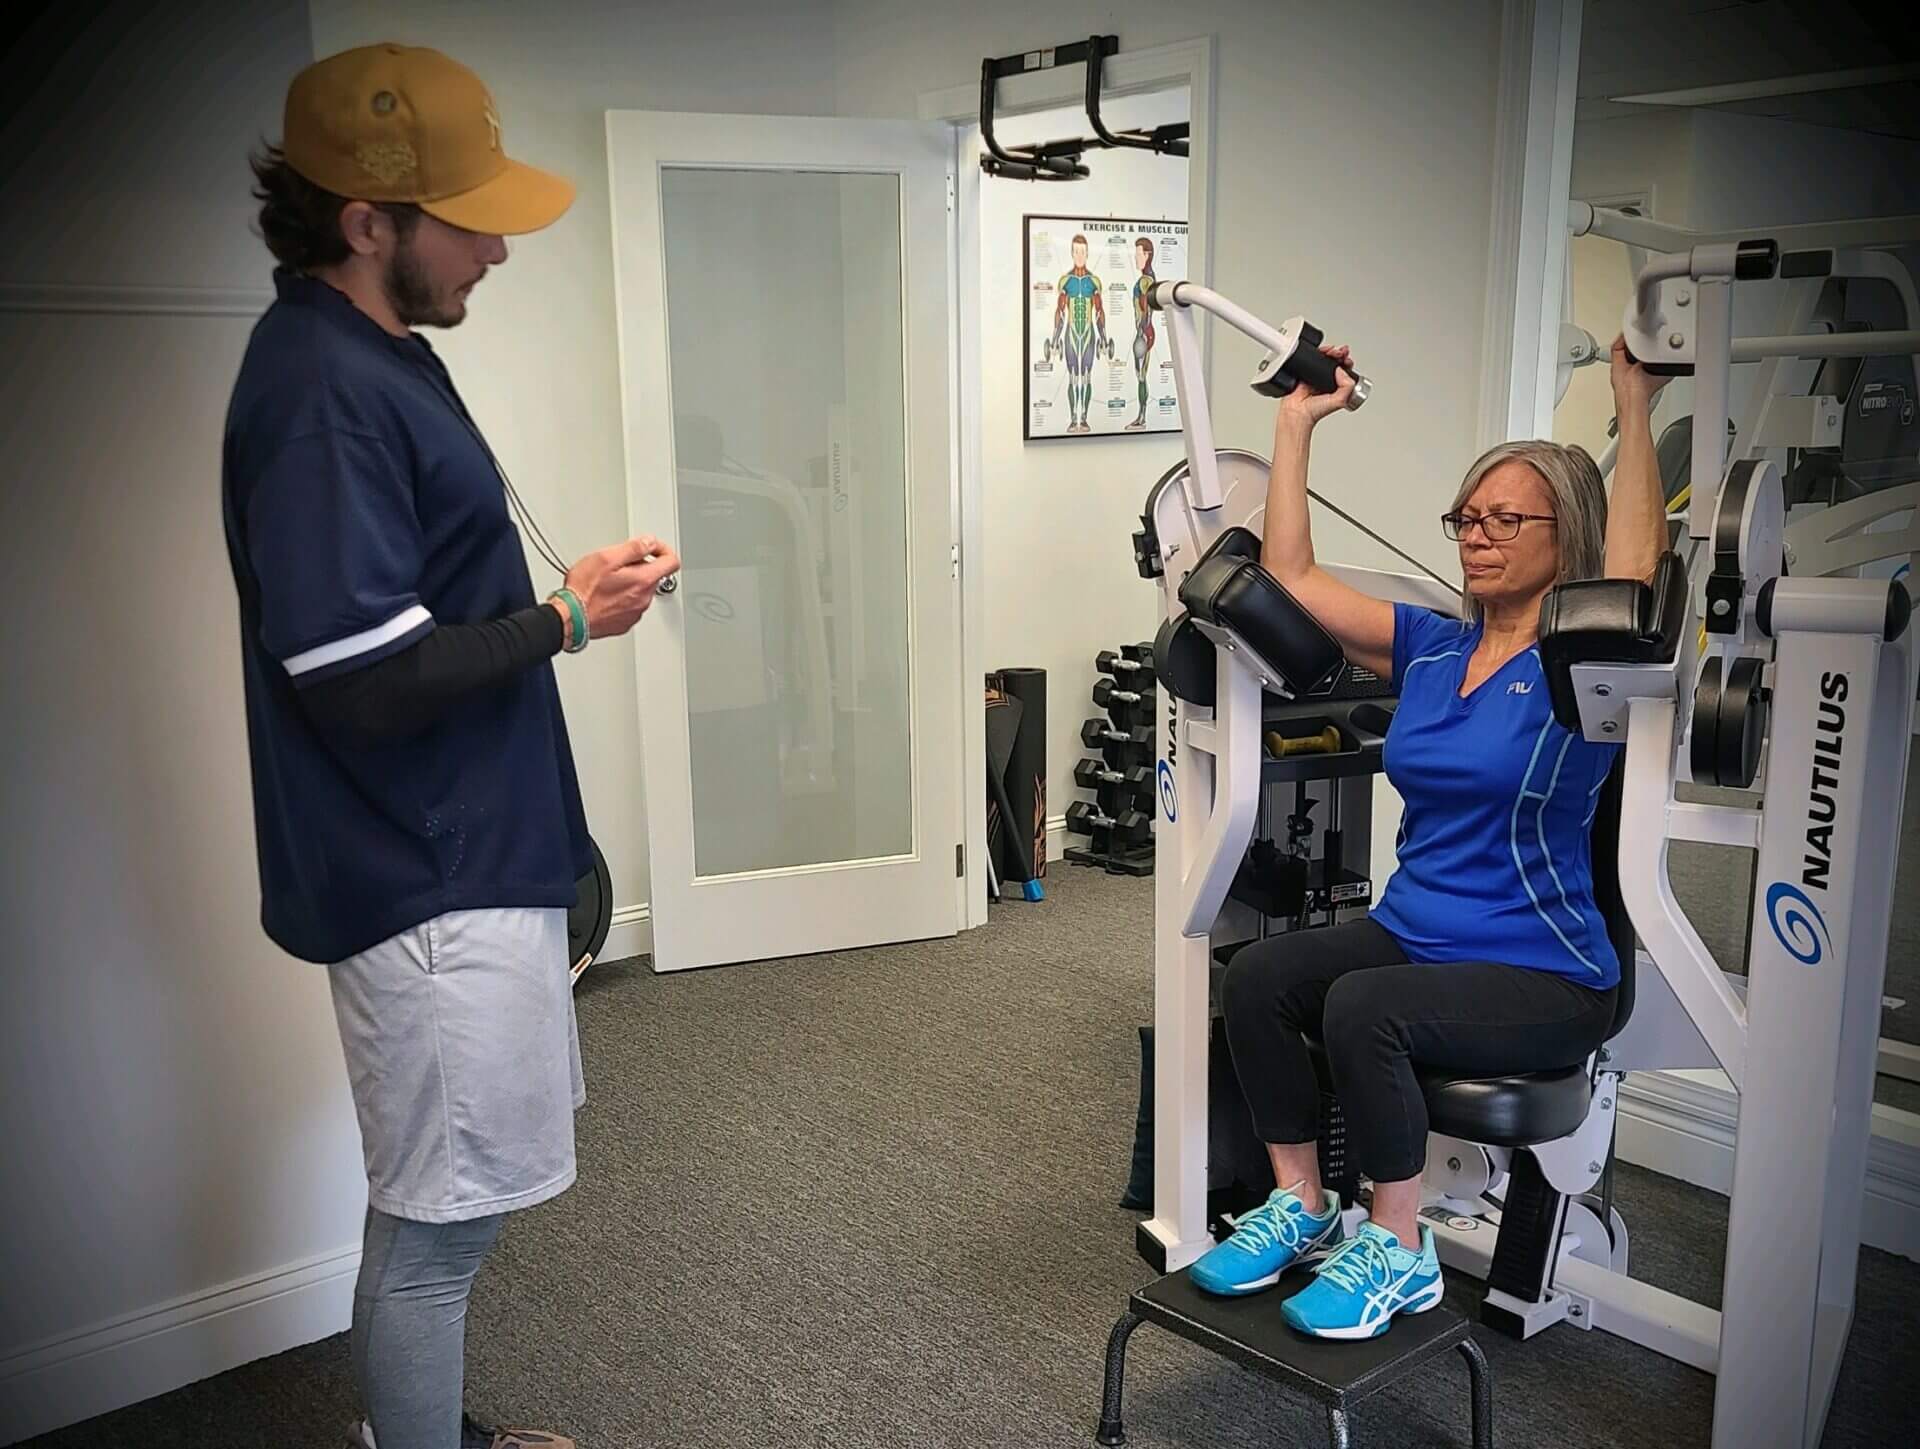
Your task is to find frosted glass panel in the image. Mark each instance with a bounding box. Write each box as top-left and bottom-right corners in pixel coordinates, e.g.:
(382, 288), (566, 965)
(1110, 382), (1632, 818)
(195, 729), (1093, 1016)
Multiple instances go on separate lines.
(659, 167), (913, 878)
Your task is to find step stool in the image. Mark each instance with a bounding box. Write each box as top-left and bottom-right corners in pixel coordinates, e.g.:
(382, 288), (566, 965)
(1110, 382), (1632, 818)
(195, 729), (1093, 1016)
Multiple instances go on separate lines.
(1097, 1268), (1491, 1448)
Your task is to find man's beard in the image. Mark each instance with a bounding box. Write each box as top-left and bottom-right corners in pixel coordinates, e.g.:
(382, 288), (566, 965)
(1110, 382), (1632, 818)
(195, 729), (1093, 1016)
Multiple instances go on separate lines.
(384, 240), (462, 329)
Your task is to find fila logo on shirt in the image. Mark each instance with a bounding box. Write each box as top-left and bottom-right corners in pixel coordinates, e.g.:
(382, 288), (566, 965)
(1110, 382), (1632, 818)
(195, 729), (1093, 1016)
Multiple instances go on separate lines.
(1506, 681), (1533, 695)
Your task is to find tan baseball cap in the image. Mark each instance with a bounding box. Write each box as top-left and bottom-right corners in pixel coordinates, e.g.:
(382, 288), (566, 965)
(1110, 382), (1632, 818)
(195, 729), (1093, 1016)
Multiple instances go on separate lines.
(283, 43), (574, 236)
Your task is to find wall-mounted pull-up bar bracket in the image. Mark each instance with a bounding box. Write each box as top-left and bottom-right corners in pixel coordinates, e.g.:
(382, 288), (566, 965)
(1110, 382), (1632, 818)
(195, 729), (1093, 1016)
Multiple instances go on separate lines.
(979, 35), (1190, 182)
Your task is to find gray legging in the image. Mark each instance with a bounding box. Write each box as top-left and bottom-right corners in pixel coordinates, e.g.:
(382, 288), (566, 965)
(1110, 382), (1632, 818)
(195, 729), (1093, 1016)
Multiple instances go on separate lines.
(354, 1206), (504, 1449)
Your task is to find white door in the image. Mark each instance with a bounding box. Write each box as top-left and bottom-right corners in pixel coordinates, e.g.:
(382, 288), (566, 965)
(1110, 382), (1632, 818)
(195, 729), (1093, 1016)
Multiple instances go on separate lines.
(607, 112), (962, 972)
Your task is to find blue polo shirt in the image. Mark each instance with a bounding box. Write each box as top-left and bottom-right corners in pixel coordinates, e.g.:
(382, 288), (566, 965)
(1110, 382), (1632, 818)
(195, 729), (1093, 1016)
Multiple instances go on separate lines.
(1370, 603), (1622, 987)
(221, 269), (590, 965)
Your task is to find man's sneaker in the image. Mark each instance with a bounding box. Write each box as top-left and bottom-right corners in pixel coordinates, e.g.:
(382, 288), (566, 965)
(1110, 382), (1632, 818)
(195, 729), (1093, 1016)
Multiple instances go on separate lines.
(1280, 1221), (1444, 1340)
(349, 1416), (575, 1449)
(1189, 1185), (1343, 1296)
(463, 1415), (576, 1449)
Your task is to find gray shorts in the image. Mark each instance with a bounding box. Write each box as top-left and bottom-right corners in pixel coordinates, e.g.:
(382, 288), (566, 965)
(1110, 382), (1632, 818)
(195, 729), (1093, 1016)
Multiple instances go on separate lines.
(327, 907), (584, 1224)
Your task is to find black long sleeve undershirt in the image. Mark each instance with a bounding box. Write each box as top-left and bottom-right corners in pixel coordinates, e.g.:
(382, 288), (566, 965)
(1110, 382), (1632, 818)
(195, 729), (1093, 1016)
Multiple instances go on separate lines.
(298, 603), (565, 745)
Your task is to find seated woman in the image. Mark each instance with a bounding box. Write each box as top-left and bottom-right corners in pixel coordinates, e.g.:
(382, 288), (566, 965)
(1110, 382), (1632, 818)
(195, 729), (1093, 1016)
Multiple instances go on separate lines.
(1189, 335), (1669, 1340)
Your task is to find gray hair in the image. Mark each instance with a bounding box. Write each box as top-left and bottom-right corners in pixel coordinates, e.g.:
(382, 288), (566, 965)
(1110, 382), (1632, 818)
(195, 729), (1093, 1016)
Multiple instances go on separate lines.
(1449, 439), (1607, 625)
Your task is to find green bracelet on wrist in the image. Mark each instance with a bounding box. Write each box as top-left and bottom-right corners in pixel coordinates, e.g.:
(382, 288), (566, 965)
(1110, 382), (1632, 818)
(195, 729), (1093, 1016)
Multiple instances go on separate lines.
(551, 588), (589, 653)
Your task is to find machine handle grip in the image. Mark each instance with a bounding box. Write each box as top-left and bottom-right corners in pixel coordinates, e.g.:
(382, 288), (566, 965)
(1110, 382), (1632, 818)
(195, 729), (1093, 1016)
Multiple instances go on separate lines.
(1253, 336), (1372, 408)
(1286, 342), (1346, 396)
(1735, 239), (1780, 281)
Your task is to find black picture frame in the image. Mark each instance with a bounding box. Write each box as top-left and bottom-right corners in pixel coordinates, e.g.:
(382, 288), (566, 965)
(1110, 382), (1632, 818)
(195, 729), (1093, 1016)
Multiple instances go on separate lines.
(1022, 214), (1189, 441)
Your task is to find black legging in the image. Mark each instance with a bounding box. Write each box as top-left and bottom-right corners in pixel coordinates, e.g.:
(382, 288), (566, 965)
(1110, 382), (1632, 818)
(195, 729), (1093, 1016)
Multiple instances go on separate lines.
(1220, 919), (1617, 1182)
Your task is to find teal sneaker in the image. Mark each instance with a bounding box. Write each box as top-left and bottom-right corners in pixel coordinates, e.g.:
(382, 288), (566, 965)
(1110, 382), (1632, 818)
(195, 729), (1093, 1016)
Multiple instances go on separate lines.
(1189, 1186), (1343, 1296)
(1281, 1221), (1444, 1339)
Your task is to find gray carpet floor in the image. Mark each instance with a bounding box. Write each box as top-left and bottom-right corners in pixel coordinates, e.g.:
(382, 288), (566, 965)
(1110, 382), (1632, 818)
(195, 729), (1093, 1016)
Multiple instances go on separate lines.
(22, 869), (1919, 1449)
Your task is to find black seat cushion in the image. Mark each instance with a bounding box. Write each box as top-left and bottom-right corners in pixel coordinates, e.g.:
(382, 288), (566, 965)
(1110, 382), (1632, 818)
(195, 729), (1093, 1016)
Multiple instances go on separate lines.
(1305, 1037), (1593, 1148)
(1537, 549), (1688, 730)
(1415, 1063), (1594, 1145)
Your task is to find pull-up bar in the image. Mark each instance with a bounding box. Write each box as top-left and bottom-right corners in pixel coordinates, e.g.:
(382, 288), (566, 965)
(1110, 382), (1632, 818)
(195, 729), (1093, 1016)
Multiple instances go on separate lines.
(979, 35), (1190, 182)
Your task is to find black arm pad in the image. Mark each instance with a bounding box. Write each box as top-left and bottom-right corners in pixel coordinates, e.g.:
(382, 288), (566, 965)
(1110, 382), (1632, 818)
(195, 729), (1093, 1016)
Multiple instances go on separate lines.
(1537, 550), (1688, 730)
(1171, 526), (1345, 699)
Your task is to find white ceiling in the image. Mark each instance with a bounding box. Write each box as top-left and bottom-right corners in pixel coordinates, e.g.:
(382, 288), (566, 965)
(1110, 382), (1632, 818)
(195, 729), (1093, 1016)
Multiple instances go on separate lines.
(1577, 0), (1920, 140)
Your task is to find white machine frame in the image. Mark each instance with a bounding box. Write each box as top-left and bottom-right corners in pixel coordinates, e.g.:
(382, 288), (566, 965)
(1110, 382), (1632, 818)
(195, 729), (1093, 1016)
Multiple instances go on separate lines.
(1139, 246), (1916, 1447)
(1137, 285), (1456, 1278)
(1573, 203), (1920, 1096)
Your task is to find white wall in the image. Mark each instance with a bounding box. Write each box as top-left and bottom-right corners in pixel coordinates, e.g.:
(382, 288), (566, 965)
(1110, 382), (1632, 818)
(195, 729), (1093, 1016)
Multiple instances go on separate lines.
(847, 0), (1502, 900)
(846, 0), (1499, 590)
(973, 91), (1188, 841)
(0, 2), (370, 1440)
(2, 0), (1515, 1435)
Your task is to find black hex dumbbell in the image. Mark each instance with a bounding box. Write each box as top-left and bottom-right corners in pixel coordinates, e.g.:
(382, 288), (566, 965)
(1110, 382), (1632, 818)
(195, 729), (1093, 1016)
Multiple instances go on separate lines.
(1093, 677), (1157, 714)
(1082, 717), (1154, 754)
(1095, 643), (1155, 678)
(1075, 757), (1154, 815)
(1065, 800), (1153, 846)
(1074, 757), (1154, 794)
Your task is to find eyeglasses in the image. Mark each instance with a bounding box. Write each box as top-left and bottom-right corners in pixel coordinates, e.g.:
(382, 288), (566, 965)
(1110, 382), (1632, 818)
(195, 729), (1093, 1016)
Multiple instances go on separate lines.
(1441, 511), (1557, 542)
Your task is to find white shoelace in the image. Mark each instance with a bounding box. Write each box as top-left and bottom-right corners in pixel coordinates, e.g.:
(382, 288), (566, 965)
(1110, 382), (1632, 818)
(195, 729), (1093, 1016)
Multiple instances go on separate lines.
(1316, 1232), (1397, 1293)
(1229, 1198), (1310, 1254)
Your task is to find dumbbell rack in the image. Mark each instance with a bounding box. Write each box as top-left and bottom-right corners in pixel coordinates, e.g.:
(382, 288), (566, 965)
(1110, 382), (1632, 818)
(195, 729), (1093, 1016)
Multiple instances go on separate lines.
(1066, 642), (1157, 876)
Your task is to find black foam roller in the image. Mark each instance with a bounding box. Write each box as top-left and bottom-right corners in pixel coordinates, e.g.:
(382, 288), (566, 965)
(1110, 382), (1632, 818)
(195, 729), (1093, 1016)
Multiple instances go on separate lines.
(995, 667), (1047, 884)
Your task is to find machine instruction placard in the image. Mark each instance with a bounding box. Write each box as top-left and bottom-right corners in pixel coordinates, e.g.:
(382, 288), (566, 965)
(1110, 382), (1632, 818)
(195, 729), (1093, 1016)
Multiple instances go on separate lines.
(1024, 215), (1188, 441)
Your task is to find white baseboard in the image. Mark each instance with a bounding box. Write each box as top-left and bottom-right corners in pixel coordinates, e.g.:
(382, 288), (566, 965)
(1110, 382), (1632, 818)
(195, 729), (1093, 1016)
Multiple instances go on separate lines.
(597, 902), (652, 968)
(1880, 1035), (1920, 1084)
(1617, 1069), (1920, 1262)
(977, 817), (1072, 899)
(0, 1244), (359, 1445)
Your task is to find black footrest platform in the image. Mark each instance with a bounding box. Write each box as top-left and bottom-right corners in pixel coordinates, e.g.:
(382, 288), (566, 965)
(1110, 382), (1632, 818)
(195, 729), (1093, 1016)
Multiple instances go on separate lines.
(1098, 1268), (1491, 1447)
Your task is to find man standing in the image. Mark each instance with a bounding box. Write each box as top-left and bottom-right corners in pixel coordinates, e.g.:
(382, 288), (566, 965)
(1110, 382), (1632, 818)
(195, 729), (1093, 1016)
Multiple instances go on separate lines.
(221, 43), (678, 1449)
(1049, 233), (1108, 433)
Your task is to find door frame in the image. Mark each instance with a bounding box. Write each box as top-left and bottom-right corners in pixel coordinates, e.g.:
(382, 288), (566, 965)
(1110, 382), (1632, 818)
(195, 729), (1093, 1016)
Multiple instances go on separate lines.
(1478, 0), (1585, 450)
(919, 36), (1217, 927)
(605, 110), (966, 969)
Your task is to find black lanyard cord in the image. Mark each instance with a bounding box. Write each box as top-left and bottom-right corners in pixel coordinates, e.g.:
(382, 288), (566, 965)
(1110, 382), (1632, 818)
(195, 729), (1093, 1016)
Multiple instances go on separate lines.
(409, 349), (571, 580)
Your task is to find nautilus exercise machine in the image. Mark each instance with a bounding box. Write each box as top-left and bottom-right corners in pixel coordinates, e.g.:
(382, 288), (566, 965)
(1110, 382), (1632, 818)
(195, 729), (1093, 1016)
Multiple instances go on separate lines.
(1120, 246), (1916, 1448)
(1572, 204), (1920, 1100)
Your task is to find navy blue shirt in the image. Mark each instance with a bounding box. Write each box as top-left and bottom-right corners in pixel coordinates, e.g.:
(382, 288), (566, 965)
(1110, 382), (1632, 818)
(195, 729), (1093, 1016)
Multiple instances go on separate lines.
(222, 269), (590, 964)
(1369, 603), (1623, 987)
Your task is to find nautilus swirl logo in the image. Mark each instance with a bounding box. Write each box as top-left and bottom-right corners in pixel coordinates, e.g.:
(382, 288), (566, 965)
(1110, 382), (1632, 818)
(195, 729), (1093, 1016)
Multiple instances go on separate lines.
(689, 592), (734, 625)
(1157, 760), (1177, 822)
(1765, 882), (1831, 966)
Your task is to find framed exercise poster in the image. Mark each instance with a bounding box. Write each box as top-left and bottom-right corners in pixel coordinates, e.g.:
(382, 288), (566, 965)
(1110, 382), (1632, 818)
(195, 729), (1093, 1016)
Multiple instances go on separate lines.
(1023, 215), (1189, 441)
